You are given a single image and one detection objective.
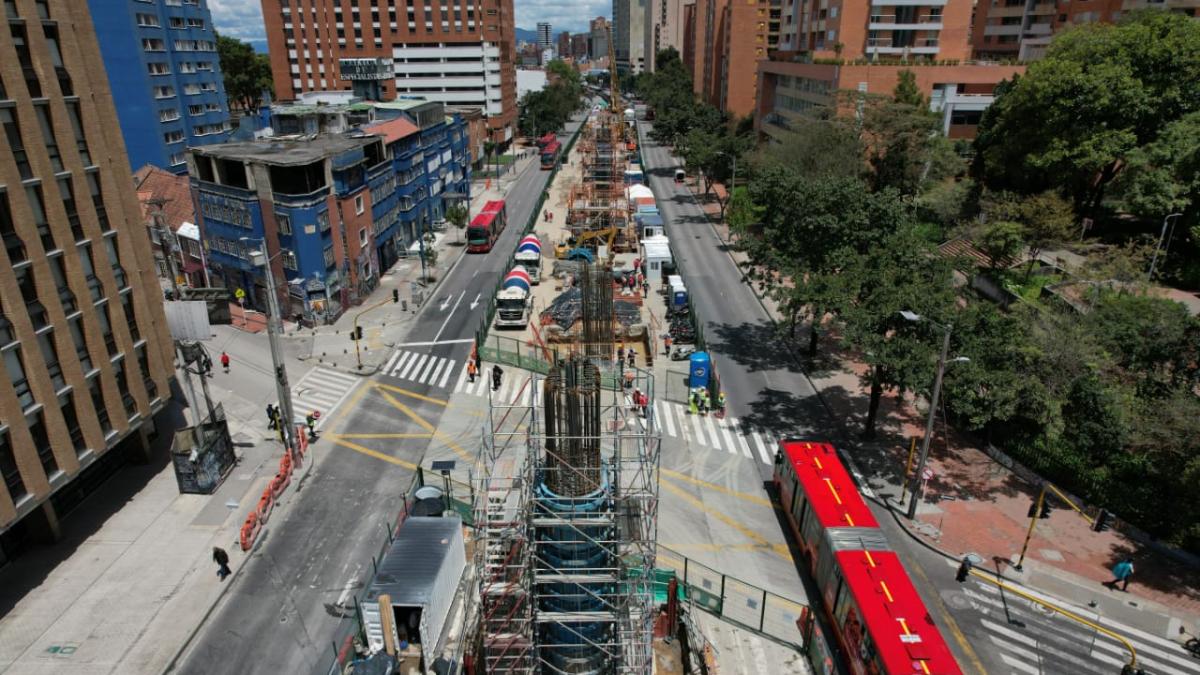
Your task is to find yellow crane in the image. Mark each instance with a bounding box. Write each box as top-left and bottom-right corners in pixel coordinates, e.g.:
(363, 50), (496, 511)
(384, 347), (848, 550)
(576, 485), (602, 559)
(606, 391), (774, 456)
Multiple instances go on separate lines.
(607, 25), (620, 111)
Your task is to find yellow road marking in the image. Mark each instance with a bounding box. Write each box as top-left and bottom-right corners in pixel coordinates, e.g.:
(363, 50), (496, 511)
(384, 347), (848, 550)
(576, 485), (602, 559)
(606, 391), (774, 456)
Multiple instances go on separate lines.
(372, 382), (449, 406)
(377, 389), (438, 433)
(660, 543), (778, 553)
(659, 480), (791, 558)
(661, 468), (774, 508)
(324, 381), (370, 429)
(432, 431), (478, 465)
(327, 435), (419, 470)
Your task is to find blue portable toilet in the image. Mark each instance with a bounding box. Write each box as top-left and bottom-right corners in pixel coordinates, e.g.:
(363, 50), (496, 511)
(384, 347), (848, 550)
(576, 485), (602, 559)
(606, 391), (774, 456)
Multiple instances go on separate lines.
(688, 352), (711, 389)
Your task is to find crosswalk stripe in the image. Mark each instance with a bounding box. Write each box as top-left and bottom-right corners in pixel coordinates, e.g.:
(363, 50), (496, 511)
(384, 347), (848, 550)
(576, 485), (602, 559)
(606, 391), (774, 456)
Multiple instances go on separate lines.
(729, 418), (754, 459)
(437, 360), (455, 388)
(417, 355), (439, 383)
(657, 401), (675, 437)
(996, 649), (1042, 675)
(427, 358), (448, 386)
(383, 350), (401, 374)
(455, 363), (470, 392)
(1092, 641), (1192, 675)
(389, 351), (414, 377)
(717, 416), (737, 455)
(749, 430), (769, 463)
(981, 617), (1088, 664)
(400, 353), (426, 380)
(702, 414), (722, 448)
(688, 411), (707, 446)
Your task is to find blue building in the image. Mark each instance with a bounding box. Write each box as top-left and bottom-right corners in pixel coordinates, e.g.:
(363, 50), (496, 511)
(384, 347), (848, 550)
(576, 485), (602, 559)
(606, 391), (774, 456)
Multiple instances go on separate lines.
(88, 0), (232, 173)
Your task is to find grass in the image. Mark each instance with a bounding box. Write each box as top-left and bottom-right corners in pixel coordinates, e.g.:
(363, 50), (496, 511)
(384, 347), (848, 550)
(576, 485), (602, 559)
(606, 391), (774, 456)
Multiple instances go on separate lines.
(994, 267), (1062, 304)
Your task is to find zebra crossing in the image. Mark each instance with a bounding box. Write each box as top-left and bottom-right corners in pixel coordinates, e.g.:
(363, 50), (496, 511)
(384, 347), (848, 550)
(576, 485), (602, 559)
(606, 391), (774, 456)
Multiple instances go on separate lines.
(289, 367), (363, 430)
(453, 365), (779, 465)
(961, 575), (1200, 675)
(380, 349), (458, 388)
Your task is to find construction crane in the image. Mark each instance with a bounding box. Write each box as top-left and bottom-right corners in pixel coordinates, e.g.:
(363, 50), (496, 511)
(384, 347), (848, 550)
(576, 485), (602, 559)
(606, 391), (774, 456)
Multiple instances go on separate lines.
(606, 25), (620, 111)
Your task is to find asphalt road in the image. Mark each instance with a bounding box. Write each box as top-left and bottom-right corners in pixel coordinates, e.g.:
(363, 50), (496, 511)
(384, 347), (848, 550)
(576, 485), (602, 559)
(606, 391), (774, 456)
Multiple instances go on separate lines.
(169, 111), (586, 675)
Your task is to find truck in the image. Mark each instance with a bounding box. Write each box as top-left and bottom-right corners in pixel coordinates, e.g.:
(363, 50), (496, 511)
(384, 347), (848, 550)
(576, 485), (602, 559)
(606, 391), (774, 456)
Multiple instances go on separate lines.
(515, 234), (542, 284)
(494, 266), (532, 329)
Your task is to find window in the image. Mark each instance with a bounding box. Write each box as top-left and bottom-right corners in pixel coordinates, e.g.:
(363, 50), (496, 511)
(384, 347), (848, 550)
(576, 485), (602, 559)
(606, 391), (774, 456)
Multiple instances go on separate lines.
(169, 16), (185, 28)
(35, 104), (63, 172)
(164, 130), (184, 144)
(154, 85), (175, 99)
(359, 228), (368, 245)
(196, 61), (214, 71)
(78, 242), (103, 301)
(142, 38), (166, 51)
(43, 24), (72, 96)
(57, 177), (83, 242)
(188, 104), (205, 116)
(12, 24), (42, 98)
(136, 12), (160, 26)
(96, 303), (118, 356)
(1, 191), (25, 264)
(179, 62), (197, 74)
(88, 375), (111, 435)
(355, 194), (365, 214)
(1, 108), (32, 179)
(317, 210), (330, 232)
(159, 108), (180, 122)
(169, 152), (186, 166)
(282, 250), (298, 270)
(86, 172), (110, 232)
(50, 254), (77, 313)
(59, 392), (87, 455)
(135, 344), (156, 401)
(0, 429), (26, 502)
(27, 184), (57, 253)
(38, 331), (65, 391)
(276, 212), (292, 234)
(69, 316), (92, 373)
(323, 246), (335, 267)
(105, 236), (128, 290)
(5, 346), (34, 409)
(147, 62), (171, 76)
(120, 291), (139, 342)
(113, 359), (136, 417)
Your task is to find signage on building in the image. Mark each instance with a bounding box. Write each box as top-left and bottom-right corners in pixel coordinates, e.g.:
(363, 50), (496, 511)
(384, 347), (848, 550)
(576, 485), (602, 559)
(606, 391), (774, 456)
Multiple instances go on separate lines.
(339, 58), (394, 81)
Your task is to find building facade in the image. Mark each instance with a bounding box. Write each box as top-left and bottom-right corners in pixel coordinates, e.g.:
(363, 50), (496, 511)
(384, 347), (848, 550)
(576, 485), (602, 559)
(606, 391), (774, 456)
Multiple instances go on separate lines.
(590, 17), (611, 61)
(558, 30), (572, 59)
(1, 0), (176, 562)
(643, 0), (691, 72)
(134, 165), (210, 290)
(615, 0), (649, 72)
(87, 0), (232, 174)
(972, 0), (1197, 60)
(690, 0), (777, 117)
(784, 0), (974, 60)
(188, 101), (469, 324)
(537, 21), (553, 54)
(261, 0), (517, 145)
(572, 33), (591, 59)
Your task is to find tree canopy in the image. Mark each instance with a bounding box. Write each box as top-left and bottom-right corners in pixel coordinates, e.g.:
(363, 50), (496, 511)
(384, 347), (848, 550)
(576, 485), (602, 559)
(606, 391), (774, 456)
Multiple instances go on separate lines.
(518, 60), (584, 138)
(216, 34), (273, 112)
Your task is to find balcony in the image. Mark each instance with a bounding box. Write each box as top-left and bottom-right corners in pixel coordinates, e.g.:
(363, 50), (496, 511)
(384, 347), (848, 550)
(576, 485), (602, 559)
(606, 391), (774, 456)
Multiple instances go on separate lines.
(984, 23), (1024, 36)
(869, 14), (944, 29)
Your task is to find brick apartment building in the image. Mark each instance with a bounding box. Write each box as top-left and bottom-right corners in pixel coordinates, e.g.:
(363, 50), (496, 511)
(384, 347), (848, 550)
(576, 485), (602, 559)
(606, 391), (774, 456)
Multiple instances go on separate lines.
(1, 0), (175, 563)
(757, 0), (1026, 139)
(689, 0), (780, 117)
(261, 0), (517, 145)
(972, 0), (1198, 60)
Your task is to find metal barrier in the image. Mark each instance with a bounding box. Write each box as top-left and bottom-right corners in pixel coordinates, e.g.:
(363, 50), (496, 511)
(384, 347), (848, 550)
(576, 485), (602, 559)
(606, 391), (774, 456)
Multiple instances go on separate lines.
(655, 546), (808, 650)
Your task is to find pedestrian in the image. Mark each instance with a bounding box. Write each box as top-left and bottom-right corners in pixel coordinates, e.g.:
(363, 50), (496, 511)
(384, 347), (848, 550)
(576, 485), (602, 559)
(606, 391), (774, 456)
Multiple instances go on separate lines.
(220, 351), (230, 373)
(492, 364), (504, 391)
(688, 390), (698, 415)
(213, 546), (232, 581)
(663, 334), (673, 355)
(467, 360), (478, 383)
(617, 344), (625, 363)
(627, 348), (636, 367)
(642, 280), (649, 298)
(631, 388), (642, 413)
(623, 370), (635, 390)
(305, 410), (320, 439)
(1104, 558), (1135, 591)
(266, 403), (278, 430)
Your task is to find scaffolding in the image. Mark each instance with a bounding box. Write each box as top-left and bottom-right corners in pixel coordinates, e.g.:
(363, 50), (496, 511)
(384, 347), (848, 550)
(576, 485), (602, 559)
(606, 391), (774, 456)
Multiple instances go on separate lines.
(475, 325), (660, 674)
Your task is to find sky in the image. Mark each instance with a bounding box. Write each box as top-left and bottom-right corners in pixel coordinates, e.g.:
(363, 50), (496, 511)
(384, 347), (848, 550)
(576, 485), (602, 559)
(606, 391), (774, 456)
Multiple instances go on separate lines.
(206, 0), (611, 50)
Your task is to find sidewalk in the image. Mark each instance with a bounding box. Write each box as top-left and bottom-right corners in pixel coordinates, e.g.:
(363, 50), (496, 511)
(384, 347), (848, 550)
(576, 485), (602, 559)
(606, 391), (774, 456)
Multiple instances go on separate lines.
(682, 177), (1200, 627)
(0, 386), (302, 674)
(280, 154), (540, 375)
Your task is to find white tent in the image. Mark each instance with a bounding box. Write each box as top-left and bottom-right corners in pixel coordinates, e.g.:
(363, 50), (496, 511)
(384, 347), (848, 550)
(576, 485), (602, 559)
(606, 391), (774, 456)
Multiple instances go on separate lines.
(625, 184), (654, 201)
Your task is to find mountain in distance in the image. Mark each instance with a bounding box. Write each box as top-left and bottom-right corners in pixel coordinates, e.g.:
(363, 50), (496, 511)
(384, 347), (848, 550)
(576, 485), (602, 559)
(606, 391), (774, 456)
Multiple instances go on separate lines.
(515, 26), (591, 45)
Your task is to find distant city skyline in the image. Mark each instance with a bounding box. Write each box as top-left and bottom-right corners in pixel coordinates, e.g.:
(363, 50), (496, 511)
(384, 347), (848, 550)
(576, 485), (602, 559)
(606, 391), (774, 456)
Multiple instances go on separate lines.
(207, 0), (609, 48)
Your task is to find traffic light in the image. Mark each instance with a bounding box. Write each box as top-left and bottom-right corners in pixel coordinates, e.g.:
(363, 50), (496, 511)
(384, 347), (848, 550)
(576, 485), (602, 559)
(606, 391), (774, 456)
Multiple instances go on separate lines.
(354, 325), (364, 340)
(1121, 664), (1145, 675)
(1093, 508), (1111, 532)
(955, 557), (972, 583)
(392, 288), (400, 303)
(1027, 499), (1052, 518)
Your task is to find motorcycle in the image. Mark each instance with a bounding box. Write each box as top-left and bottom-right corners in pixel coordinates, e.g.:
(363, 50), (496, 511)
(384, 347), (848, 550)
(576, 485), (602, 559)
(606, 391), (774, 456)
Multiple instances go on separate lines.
(670, 346), (696, 361)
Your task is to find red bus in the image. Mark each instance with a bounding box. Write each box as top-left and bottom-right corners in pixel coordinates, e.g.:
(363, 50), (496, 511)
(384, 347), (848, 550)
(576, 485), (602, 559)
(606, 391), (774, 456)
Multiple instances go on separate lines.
(540, 141), (561, 170)
(774, 440), (962, 675)
(536, 132), (557, 149)
(466, 199), (508, 253)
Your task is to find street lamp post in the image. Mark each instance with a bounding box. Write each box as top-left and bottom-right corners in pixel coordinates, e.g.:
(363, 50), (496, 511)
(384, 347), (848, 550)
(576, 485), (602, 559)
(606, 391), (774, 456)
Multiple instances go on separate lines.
(243, 237), (297, 459)
(899, 311), (968, 520)
(1147, 212), (1183, 280)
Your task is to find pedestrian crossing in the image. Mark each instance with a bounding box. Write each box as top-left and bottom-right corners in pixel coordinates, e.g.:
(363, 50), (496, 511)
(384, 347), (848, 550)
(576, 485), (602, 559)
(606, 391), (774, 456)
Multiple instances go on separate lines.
(453, 366), (779, 465)
(290, 367), (362, 430)
(961, 574), (1200, 675)
(380, 349), (458, 388)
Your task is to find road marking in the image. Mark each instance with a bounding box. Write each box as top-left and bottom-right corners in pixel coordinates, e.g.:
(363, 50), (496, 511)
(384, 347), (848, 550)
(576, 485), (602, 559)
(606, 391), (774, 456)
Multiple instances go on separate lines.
(996, 649), (1042, 675)
(432, 290), (465, 342)
(469, 293), (481, 310)
(372, 382), (449, 407)
(689, 412), (708, 447)
(659, 468), (773, 508)
(657, 401), (675, 437)
(387, 351), (412, 377)
(383, 351), (401, 374)
(399, 353), (425, 380)
(417, 354), (439, 383)
(437, 361), (455, 388)
(335, 565), (362, 608)
(328, 435), (418, 470)
(730, 419), (754, 459)
(749, 430), (770, 464)
(290, 367), (362, 426)
(903, 551), (990, 675)
(391, 338), (475, 347)
(658, 479), (790, 558)
(717, 416), (737, 455)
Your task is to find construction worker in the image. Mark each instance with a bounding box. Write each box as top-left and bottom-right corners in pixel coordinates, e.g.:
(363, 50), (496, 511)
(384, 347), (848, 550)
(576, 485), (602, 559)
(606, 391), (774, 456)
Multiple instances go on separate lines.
(627, 347), (636, 367)
(663, 334), (673, 356)
(717, 391), (727, 416)
(698, 390), (709, 416)
(305, 410), (320, 439)
(467, 359), (478, 383)
(632, 388), (642, 414)
(617, 344), (625, 363)
(492, 364), (504, 391)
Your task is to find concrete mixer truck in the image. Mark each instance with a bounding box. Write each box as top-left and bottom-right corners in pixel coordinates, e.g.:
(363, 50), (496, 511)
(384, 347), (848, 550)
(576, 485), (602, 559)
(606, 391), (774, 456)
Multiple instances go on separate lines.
(514, 234), (542, 284)
(494, 266), (532, 329)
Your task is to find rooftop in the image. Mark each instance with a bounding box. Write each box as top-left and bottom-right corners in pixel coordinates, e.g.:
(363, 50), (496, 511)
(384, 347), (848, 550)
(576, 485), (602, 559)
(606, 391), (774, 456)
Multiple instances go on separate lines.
(191, 134), (376, 167)
(372, 99), (435, 111)
(272, 102), (374, 116)
(365, 117), (420, 144)
(133, 165), (194, 231)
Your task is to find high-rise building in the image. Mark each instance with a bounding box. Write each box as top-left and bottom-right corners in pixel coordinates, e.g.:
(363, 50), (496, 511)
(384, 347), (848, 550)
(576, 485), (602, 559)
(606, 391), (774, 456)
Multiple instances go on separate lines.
(757, 0), (1024, 141)
(0, 0), (175, 562)
(589, 17), (611, 63)
(689, 0), (777, 116)
(557, 31), (572, 59)
(572, 33), (591, 59)
(643, 0), (691, 72)
(971, 0), (1197, 61)
(614, 0), (648, 72)
(87, 0), (232, 174)
(537, 21), (553, 54)
(261, 0), (517, 145)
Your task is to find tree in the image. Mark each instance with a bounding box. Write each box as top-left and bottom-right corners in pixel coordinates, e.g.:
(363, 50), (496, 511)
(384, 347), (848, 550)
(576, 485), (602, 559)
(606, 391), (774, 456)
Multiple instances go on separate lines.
(421, 230), (438, 279)
(893, 69), (925, 107)
(840, 225), (957, 438)
(727, 186), (761, 233)
(972, 12), (1200, 213)
(216, 34), (273, 112)
(856, 93), (962, 196)
(751, 117), (862, 181)
(445, 203), (470, 244)
(1082, 291), (1199, 392)
(1018, 191), (1076, 278)
(978, 220), (1025, 270)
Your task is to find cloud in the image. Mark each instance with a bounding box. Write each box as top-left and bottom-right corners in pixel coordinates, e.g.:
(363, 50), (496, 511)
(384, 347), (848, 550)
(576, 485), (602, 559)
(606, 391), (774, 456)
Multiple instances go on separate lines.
(208, 0), (266, 43)
(515, 0), (610, 34)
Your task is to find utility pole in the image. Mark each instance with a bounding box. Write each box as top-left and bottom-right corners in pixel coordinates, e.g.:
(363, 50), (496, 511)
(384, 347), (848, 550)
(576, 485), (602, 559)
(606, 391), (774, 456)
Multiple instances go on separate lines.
(151, 199), (206, 434)
(246, 239), (297, 460)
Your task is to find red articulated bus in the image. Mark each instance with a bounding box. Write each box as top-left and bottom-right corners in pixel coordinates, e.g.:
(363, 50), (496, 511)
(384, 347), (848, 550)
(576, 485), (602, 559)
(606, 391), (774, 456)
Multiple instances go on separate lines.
(466, 199), (508, 253)
(536, 132), (557, 149)
(540, 140), (561, 170)
(774, 440), (963, 675)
